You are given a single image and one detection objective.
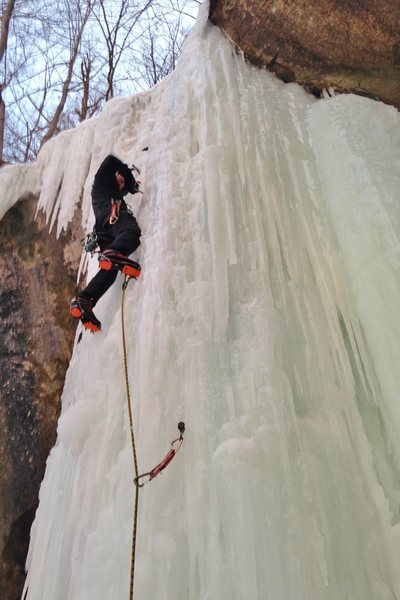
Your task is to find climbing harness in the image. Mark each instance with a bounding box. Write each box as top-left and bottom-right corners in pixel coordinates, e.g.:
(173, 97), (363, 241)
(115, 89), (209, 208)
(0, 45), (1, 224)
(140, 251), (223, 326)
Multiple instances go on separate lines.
(120, 275), (185, 600)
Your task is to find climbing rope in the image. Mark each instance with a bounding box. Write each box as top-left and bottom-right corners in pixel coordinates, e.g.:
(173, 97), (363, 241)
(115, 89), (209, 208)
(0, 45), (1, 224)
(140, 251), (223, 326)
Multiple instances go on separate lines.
(121, 274), (185, 600)
(121, 275), (140, 600)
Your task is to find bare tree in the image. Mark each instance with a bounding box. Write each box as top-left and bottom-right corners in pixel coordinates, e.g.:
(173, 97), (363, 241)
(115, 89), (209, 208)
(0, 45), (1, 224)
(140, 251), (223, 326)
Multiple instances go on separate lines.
(0, 0), (15, 60)
(40, 0), (94, 148)
(0, 0), (16, 163)
(22, 68), (51, 161)
(136, 1), (192, 88)
(1, 0), (200, 163)
(93, 0), (153, 101)
(75, 51), (103, 122)
(1, 0), (59, 162)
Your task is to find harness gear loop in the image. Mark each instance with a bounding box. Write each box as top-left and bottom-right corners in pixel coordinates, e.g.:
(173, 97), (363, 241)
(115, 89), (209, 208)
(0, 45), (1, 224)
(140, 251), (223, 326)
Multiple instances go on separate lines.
(109, 199), (121, 224)
(121, 275), (139, 600)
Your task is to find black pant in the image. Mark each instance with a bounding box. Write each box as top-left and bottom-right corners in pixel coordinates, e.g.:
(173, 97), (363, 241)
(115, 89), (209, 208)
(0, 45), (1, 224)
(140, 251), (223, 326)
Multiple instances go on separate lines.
(81, 211), (141, 305)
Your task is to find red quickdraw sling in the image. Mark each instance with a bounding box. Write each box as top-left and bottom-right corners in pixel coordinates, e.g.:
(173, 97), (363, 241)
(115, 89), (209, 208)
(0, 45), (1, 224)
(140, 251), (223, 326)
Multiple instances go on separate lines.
(109, 199), (121, 224)
(135, 422), (185, 487)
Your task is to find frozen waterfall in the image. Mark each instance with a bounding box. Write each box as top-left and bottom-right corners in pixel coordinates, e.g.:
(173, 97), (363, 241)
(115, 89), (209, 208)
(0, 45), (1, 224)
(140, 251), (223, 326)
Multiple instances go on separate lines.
(2, 3), (400, 599)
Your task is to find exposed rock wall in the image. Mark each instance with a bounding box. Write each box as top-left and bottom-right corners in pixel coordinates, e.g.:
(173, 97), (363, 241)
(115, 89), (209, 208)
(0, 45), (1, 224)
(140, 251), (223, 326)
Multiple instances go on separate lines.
(209, 0), (400, 108)
(0, 196), (82, 599)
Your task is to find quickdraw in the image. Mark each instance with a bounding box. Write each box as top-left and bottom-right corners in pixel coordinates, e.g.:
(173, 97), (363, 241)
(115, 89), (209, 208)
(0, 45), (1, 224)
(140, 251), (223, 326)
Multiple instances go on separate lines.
(109, 199), (121, 224)
(135, 422), (185, 487)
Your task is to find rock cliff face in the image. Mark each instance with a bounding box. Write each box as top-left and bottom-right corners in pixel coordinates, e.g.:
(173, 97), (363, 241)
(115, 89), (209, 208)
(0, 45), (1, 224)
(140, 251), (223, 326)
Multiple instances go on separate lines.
(209, 0), (400, 108)
(0, 196), (82, 599)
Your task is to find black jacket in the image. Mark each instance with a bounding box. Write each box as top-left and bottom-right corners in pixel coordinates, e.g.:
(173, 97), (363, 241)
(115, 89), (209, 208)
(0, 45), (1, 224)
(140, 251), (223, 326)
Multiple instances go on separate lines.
(91, 155), (137, 226)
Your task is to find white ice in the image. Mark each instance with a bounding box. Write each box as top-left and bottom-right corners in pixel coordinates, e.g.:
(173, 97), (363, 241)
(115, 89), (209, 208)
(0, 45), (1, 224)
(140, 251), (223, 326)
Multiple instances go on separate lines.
(1, 2), (400, 599)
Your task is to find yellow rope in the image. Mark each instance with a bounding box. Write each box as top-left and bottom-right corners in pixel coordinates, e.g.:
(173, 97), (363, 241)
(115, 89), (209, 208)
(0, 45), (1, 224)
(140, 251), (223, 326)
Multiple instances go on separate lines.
(121, 275), (184, 598)
(121, 276), (140, 600)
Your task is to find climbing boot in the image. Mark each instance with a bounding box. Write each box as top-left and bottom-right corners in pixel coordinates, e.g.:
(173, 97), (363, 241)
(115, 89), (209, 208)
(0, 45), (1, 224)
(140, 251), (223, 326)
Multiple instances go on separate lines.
(98, 249), (141, 279)
(70, 296), (101, 333)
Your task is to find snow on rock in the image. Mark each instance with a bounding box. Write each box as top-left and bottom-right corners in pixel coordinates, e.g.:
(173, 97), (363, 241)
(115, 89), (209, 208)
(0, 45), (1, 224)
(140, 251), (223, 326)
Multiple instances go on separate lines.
(1, 2), (398, 599)
(0, 162), (39, 221)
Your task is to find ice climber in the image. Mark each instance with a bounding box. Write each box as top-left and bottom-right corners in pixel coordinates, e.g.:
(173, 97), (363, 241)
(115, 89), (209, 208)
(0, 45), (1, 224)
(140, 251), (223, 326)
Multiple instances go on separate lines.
(70, 154), (142, 332)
